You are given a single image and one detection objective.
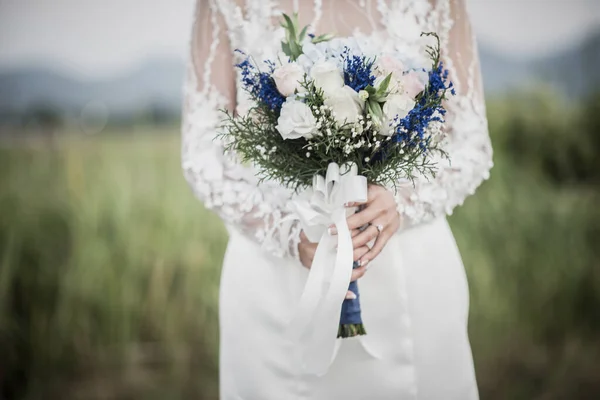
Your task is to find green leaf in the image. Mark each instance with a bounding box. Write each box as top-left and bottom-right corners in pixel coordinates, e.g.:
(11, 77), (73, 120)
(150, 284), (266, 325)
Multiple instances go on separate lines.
(311, 33), (334, 44)
(282, 14), (296, 42)
(367, 99), (383, 121)
(370, 93), (384, 102)
(298, 25), (309, 43)
(292, 13), (300, 32)
(281, 41), (292, 58)
(289, 40), (301, 61)
(376, 73), (393, 96)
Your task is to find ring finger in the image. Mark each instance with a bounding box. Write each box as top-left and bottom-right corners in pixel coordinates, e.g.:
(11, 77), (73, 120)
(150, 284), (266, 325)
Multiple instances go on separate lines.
(352, 221), (384, 249)
(353, 245), (370, 262)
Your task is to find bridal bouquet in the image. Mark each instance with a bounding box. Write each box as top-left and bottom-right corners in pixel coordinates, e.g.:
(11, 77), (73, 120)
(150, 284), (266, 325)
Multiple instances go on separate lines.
(220, 14), (453, 342)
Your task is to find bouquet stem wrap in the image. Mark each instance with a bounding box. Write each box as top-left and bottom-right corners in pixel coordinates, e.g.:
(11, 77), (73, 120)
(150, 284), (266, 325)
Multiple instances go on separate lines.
(338, 262), (367, 338)
(289, 162), (367, 376)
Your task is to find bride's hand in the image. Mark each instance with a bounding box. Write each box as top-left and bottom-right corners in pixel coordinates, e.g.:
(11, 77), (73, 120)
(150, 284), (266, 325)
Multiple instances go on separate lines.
(335, 184), (401, 277)
(298, 231), (371, 300)
(298, 231), (371, 270)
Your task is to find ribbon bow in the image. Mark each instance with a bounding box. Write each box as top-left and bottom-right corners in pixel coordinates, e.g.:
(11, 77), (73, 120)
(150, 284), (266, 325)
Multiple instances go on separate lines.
(289, 162), (368, 376)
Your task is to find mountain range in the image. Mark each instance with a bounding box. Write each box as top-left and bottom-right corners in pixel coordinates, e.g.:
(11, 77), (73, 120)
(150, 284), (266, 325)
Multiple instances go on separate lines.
(0, 30), (598, 122)
(479, 30), (600, 97)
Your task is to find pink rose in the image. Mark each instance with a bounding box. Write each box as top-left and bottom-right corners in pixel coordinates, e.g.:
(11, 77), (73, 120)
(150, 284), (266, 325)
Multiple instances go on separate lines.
(374, 55), (405, 78)
(272, 62), (306, 97)
(400, 71), (425, 98)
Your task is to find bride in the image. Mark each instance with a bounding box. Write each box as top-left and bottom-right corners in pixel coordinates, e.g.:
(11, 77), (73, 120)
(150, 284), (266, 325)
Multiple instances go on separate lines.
(182, 0), (493, 399)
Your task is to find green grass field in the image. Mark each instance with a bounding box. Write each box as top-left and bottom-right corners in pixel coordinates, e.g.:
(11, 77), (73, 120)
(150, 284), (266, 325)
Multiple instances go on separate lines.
(1, 93), (600, 399)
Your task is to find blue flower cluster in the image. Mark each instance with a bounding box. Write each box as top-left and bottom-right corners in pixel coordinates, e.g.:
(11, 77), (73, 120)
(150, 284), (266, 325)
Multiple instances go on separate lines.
(341, 49), (376, 92)
(424, 63), (455, 98)
(235, 53), (286, 113)
(392, 62), (453, 152)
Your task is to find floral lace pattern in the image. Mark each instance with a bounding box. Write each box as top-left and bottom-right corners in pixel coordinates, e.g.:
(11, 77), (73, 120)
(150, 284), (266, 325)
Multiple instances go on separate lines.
(181, 0), (493, 259)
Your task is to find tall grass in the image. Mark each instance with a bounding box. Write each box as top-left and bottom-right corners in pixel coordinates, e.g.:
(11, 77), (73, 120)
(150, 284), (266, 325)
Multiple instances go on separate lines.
(0, 134), (226, 399)
(1, 92), (599, 399)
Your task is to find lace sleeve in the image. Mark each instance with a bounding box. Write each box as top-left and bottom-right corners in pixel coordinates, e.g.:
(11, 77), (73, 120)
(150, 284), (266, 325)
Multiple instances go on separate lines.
(393, 0), (494, 228)
(181, 0), (302, 260)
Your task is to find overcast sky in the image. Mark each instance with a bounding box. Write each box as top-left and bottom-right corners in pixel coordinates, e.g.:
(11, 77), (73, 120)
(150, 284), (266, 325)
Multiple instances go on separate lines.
(0, 0), (599, 79)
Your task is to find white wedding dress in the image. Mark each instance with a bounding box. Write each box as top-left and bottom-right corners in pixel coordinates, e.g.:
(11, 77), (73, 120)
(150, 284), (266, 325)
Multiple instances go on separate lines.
(182, 1), (493, 399)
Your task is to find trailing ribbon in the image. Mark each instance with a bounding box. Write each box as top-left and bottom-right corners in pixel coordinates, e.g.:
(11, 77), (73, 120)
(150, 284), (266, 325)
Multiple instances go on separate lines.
(289, 162), (368, 376)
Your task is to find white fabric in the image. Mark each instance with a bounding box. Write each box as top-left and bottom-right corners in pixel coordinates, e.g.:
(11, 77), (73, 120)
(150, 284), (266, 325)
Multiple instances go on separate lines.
(182, 1), (491, 398)
(220, 218), (478, 400)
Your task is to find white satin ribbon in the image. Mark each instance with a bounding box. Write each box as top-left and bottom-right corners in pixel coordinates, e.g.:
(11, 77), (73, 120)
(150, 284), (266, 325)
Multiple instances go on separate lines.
(288, 162), (368, 376)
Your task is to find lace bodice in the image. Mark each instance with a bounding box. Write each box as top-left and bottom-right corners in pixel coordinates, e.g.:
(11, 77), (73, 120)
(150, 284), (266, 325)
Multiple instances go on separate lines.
(182, 0), (493, 260)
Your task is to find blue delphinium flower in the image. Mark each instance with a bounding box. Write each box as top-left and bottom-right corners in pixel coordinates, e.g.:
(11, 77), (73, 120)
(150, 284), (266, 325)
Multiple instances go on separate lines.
(235, 51), (286, 113)
(392, 62), (453, 152)
(341, 48), (376, 92)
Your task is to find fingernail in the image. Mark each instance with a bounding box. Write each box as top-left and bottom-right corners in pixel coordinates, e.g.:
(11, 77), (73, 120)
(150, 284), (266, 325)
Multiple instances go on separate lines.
(346, 291), (357, 300)
(356, 260), (362, 267)
(363, 259), (370, 269)
(328, 226), (337, 235)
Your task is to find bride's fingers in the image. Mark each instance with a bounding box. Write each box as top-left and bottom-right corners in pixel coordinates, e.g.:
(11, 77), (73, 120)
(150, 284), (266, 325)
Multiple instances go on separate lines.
(360, 217), (399, 264)
(351, 208), (397, 248)
(346, 203), (383, 230)
(352, 222), (381, 249)
(353, 245), (370, 262)
(351, 262), (369, 281)
(330, 226), (370, 237)
(330, 218), (377, 236)
(345, 290), (357, 300)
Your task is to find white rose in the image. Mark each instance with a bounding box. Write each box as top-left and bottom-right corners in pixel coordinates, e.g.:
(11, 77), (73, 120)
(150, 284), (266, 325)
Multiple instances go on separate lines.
(272, 62), (305, 97)
(301, 42), (325, 63)
(276, 98), (318, 140)
(324, 85), (365, 126)
(310, 60), (344, 94)
(379, 93), (415, 136)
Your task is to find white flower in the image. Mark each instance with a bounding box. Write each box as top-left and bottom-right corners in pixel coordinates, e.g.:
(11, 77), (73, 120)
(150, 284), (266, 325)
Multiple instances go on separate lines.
(301, 42), (325, 63)
(276, 98), (318, 140)
(358, 90), (369, 101)
(324, 85), (365, 126)
(272, 62), (305, 97)
(310, 60), (344, 94)
(379, 93), (415, 136)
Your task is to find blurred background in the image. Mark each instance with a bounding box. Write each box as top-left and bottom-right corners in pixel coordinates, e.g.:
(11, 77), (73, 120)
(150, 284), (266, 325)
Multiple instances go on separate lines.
(0, 0), (599, 399)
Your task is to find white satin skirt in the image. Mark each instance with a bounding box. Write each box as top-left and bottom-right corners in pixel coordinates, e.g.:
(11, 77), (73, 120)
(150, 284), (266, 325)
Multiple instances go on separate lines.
(219, 217), (479, 400)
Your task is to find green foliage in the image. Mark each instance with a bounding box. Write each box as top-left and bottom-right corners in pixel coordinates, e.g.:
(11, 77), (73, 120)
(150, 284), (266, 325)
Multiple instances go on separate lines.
(280, 13), (333, 61)
(364, 72), (392, 103)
